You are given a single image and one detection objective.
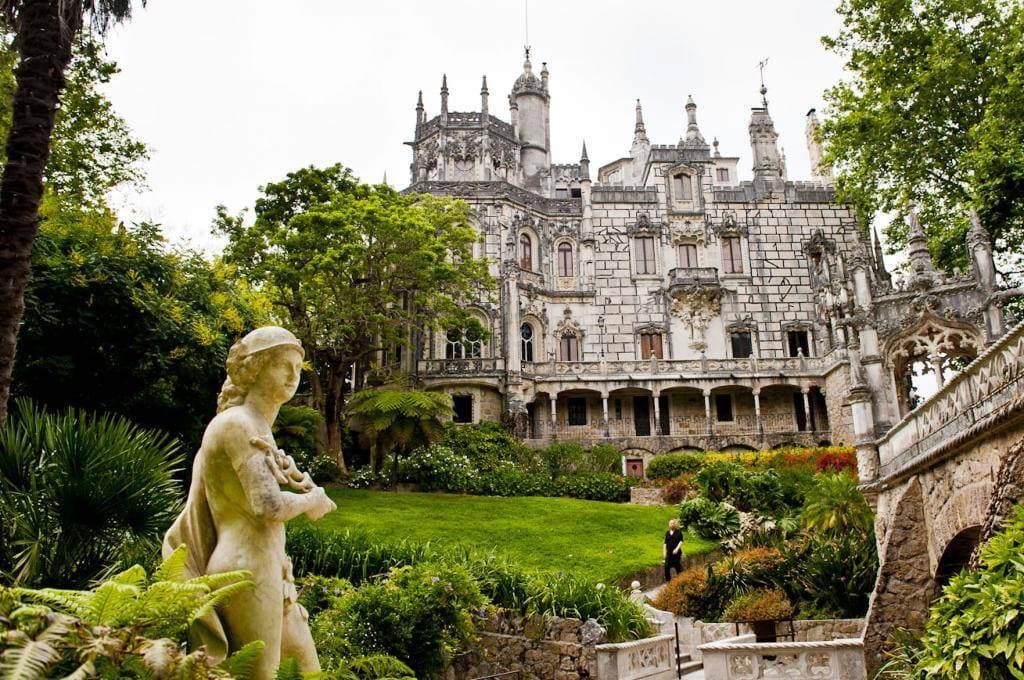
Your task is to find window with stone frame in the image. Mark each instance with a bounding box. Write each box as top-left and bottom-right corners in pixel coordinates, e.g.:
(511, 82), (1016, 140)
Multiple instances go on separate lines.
(722, 236), (743, 274)
(452, 395), (473, 423)
(520, 323), (535, 362)
(445, 327), (483, 359)
(716, 167), (730, 182)
(519, 233), (533, 270)
(635, 236), (656, 275)
(557, 242), (574, 277)
(672, 173), (692, 201)
(560, 333), (580, 361)
(567, 397), (588, 426)
(787, 329), (811, 357)
(715, 394), (734, 422)
(678, 242), (698, 268)
(639, 331), (664, 360)
(730, 330), (753, 358)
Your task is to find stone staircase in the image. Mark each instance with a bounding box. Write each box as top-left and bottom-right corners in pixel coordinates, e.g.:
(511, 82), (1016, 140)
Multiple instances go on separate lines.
(678, 651), (704, 678)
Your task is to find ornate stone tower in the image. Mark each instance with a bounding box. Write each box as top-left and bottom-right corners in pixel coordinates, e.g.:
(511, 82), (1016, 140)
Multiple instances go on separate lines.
(511, 53), (551, 189)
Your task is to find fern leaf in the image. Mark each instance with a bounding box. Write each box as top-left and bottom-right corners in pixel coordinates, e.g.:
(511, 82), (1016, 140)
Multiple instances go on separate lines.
(189, 579), (253, 622)
(139, 637), (181, 678)
(0, 617), (69, 680)
(345, 654), (416, 679)
(154, 545), (190, 583)
(274, 656), (302, 680)
(11, 589), (90, 618)
(110, 564), (149, 587)
(190, 569), (252, 591)
(216, 640), (265, 680)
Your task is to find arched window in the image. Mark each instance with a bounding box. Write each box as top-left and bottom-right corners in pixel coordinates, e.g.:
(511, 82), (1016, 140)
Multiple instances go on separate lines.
(444, 327), (483, 359)
(519, 234), (533, 270)
(560, 332), (580, 361)
(445, 328), (464, 359)
(557, 243), (574, 277)
(521, 323), (535, 362)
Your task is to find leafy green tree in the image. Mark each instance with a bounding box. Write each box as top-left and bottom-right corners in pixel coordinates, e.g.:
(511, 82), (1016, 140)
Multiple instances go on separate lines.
(820, 0), (1024, 276)
(13, 198), (270, 447)
(0, 400), (184, 588)
(800, 472), (874, 538)
(345, 388), (452, 483)
(216, 165), (492, 467)
(0, 0), (142, 425)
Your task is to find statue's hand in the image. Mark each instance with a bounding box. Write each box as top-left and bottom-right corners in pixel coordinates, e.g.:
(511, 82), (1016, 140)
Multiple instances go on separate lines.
(304, 487), (337, 521)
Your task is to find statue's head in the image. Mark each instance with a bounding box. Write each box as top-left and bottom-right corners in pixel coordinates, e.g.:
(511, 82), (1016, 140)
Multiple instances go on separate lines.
(217, 327), (305, 413)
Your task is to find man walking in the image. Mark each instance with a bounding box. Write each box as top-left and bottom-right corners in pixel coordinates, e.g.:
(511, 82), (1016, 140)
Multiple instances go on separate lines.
(663, 518), (684, 582)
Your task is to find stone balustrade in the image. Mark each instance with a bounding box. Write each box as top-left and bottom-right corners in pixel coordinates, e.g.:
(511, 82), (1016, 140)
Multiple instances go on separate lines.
(418, 357), (506, 375)
(522, 355), (828, 379)
(874, 320), (1024, 483)
(595, 634), (676, 680)
(700, 635), (866, 680)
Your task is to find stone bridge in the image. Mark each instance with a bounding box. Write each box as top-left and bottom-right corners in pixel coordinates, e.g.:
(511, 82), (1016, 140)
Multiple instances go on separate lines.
(858, 320), (1024, 671)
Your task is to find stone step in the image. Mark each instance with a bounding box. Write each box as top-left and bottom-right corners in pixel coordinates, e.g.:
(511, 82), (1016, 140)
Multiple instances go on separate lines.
(678, 658), (703, 674)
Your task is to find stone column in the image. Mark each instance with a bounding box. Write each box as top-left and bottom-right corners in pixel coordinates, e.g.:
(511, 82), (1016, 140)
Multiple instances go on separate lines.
(601, 394), (610, 438)
(753, 389), (763, 437)
(801, 387), (812, 432)
(652, 391), (661, 436)
(549, 393), (557, 438)
(930, 355), (945, 388)
(704, 390), (714, 437)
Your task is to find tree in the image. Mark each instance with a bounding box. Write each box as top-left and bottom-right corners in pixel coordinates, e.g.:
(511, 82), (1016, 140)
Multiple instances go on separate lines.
(820, 0), (1024, 276)
(216, 165), (492, 468)
(345, 388), (453, 484)
(14, 197), (270, 448)
(0, 0), (142, 425)
(800, 472), (874, 538)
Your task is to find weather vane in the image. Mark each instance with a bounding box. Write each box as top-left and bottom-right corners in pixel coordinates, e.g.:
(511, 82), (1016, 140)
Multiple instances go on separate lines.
(524, 0), (531, 61)
(758, 57), (770, 106)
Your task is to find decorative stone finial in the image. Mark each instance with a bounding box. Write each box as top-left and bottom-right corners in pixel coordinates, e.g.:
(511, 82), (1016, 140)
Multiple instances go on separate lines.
(634, 98), (647, 139)
(440, 74), (449, 115)
(480, 75), (489, 118)
(713, 137), (721, 157)
(579, 140), (590, 181)
(681, 95), (706, 147)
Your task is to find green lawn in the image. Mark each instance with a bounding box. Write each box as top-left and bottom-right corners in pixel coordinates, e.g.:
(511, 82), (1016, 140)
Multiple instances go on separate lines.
(317, 488), (716, 584)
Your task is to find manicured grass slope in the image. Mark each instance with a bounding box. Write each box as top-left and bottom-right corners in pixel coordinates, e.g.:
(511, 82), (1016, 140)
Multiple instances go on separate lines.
(319, 489), (715, 584)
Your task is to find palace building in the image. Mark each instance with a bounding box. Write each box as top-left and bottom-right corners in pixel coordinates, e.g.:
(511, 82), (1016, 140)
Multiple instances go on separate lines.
(400, 53), (1013, 476)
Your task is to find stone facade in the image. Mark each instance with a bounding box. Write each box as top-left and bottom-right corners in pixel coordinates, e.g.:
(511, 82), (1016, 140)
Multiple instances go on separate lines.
(401, 54), (1011, 468)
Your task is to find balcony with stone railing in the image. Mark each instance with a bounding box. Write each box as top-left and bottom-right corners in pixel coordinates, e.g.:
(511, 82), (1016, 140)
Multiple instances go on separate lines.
(418, 357), (505, 377)
(522, 355), (829, 380)
(668, 266), (720, 287)
(526, 412), (828, 443)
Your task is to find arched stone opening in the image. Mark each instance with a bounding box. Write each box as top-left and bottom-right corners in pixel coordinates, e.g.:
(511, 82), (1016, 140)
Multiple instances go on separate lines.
(934, 525), (982, 592)
(886, 316), (982, 416)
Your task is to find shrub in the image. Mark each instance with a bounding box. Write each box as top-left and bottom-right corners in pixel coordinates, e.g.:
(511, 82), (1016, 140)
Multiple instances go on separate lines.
(471, 466), (557, 497)
(335, 562), (484, 678)
(539, 442), (586, 478)
(274, 404), (322, 466)
(555, 472), (634, 502)
(647, 452), (704, 480)
(800, 472), (874, 537)
(722, 589), (794, 622)
(348, 466), (383, 489)
(402, 444), (478, 492)
(696, 460), (747, 502)
(789, 532), (878, 618)
(651, 566), (709, 616)
(661, 474), (698, 504)
(814, 448), (858, 474)
(584, 443), (623, 474)
(911, 506), (1024, 678)
(679, 497), (741, 540)
(524, 571), (651, 642)
(733, 469), (787, 514)
(0, 400), (184, 588)
(441, 421), (536, 472)
(306, 454), (344, 484)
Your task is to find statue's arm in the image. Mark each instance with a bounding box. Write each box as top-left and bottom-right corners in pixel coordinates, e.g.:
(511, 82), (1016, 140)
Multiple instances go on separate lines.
(218, 419), (329, 523)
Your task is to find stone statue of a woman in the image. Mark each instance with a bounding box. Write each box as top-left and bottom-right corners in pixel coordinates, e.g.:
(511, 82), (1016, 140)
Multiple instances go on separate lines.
(163, 326), (337, 678)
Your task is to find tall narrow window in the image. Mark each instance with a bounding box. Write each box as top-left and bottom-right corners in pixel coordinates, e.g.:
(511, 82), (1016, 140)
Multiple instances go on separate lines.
(716, 167), (729, 182)
(557, 243), (574, 276)
(445, 329), (464, 359)
(787, 330), (810, 357)
(464, 327), (483, 358)
(678, 243), (698, 268)
(722, 236), (743, 274)
(730, 331), (753, 359)
(520, 323), (534, 362)
(519, 233), (532, 270)
(715, 394), (734, 422)
(560, 333), (580, 361)
(640, 332), (664, 360)
(635, 237), (656, 275)
(672, 173), (692, 200)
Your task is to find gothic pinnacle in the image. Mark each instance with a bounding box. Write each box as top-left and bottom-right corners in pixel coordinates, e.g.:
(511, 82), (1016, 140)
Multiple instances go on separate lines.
(579, 140), (590, 181)
(683, 94), (706, 146)
(440, 74), (449, 115)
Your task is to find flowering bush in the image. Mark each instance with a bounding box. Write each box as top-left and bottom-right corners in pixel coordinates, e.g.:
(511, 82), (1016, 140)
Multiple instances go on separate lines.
(722, 588), (794, 622)
(348, 466), (382, 488)
(814, 448), (858, 474)
(661, 474), (698, 504)
(554, 472), (634, 502)
(652, 566), (711, 617)
(401, 445), (478, 492)
(647, 452), (705, 479)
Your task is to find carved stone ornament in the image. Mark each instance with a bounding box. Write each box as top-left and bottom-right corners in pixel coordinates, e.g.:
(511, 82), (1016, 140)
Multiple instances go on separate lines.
(887, 316), (983, 365)
(671, 219), (707, 245)
(491, 137), (518, 169)
(670, 284), (723, 349)
(553, 306), (584, 338)
(444, 132), (482, 163)
(554, 220), (580, 238)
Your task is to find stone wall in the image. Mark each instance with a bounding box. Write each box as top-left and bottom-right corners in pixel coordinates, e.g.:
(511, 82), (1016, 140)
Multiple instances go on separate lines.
(629, 486), (666, 506)
(448, 612), (606, 680)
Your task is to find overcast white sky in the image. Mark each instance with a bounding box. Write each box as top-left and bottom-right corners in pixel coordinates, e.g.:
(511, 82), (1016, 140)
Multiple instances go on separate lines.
(101, 0), (849, 250)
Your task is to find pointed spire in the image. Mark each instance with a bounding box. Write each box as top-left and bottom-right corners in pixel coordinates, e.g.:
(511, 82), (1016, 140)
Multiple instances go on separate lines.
(906, 209), (938, 280)
(480, 75), (489, 118)
(440, 74), (449, 115)
(750, 89), (782, 182)
(681, 94), (706, 147)
(967, 209), (992, 250)
(872, 226), (891, 285)
(415, 90), (425, 128)
(382, 170), (388, 186)
(634, 99), (647, 138)
(540, 61), (549, 91)
(579, 141), (590, 181)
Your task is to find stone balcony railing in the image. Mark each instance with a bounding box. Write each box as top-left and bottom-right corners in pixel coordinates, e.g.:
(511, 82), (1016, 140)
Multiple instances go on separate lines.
(874, 320), (1024, 483)
(418, 357), (505, 376)
(595, 634), (676, 680)
(667, 266), (720, 287)
(700, 635), (866, 680)
(523, 355), (828, 379)
(529, 413), (827, 441)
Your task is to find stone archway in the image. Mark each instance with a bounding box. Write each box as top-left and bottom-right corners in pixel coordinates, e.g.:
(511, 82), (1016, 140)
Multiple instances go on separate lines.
(934, 525), (982, 591)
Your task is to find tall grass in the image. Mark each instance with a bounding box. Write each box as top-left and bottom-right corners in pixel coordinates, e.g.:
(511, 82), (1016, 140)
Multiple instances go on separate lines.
(287, 524), (652, 642)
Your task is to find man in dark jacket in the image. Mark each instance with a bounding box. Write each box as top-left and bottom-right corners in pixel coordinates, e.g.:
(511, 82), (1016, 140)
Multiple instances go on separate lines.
(663, 518), (684, 582)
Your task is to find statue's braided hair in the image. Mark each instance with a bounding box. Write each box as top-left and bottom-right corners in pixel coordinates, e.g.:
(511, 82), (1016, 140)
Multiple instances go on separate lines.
(216, 345), (279, 413)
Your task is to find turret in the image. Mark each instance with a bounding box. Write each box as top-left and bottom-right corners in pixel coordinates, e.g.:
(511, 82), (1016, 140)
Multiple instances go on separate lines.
(681, 95), (706, 147)
(630, 99), (651, 184)
(905, 210), (940, 289)
(805, 108), (831, 181)
(579, 141), (590, 181)
(415, 90), (425, 129)
(480, 76), (489, 119)
(511, 52), (551, 186)
(440, 74), (449, 124)
(872, 227), (892, 288)
(749, 89), (783, 184)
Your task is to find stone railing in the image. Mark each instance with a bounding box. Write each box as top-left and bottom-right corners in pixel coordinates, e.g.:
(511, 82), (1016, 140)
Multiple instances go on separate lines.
(700, 635), (866, 680)
(668, 266), (720, 287)
(875, 320), (1024, 482)
(523, 355), (829, 379)
(418, 357), (505, 376)
(527, 415), (820, 441)
(595, 634), (676, 680)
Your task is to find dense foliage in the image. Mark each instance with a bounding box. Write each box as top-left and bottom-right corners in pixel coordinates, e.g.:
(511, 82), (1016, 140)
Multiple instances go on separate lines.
(722, 588), (794, 623)
(287, 524), (653, 643)
(0, 400), (183, 588)
(821, 0), (1024, 279)
(216, 166), (493, 464)
(273, 405), (342, 484)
